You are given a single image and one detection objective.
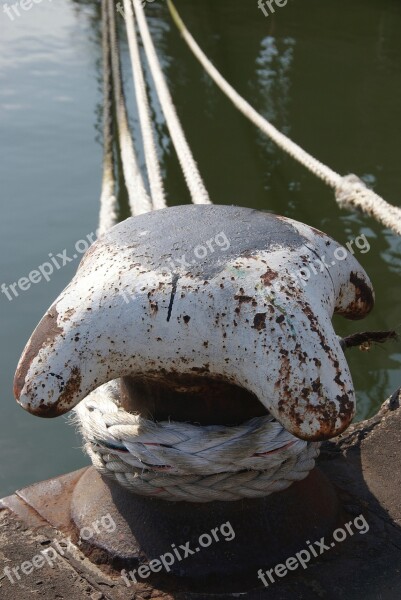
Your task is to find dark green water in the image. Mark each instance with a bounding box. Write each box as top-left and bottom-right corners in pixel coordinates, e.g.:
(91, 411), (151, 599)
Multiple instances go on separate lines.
(1, 0), (400, 496)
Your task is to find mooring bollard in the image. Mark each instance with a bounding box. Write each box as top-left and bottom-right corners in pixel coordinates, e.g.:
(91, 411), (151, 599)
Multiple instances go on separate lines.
(10, 204), (392, 597)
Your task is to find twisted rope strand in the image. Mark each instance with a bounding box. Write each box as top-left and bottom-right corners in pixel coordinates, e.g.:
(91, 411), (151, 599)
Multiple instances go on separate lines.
(335, 174), (401, 236)
(74, 383), (320, 502)
(132, 0), (211, 205)
(86, 441), (319, 502)
(98, 0), (119, 236)
(167, 0), (401, 237)
(108, 0), (152, 215)
(123, 0), (167, 210)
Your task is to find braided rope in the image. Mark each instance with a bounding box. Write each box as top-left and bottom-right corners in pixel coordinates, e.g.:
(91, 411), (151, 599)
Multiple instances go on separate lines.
(98, 0), (119, 236)
(74, 382), (320, 502)
(335, 174), (401, 236)
(123, 0), (167, 211)
(108, 0), (152, 216)
(167, 0), (401, 237)
(132, 0), (211, 205)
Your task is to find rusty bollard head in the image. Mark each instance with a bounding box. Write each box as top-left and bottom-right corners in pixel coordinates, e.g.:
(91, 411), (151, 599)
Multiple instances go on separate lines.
(14, 205), (374, 441)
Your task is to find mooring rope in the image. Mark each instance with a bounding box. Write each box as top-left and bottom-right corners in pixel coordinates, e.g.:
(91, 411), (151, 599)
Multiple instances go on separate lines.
(123, 0), (166, 210)
(167, 0), (401, 237)
(98, 0), (119, 236)
(75, 382), (320, 502)
(132, 0), (211, 205)
(335, 174), (401, 236)
(107, 0), (152, 215)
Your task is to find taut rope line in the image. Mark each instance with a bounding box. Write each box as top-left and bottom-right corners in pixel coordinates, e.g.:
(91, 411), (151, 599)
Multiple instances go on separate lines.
(123, 0), (166, 210)
(167, 0), (401, 237)
(107, 0), (152, 215)
(98, 0), (119, 236)
(132, 0), (211, 205)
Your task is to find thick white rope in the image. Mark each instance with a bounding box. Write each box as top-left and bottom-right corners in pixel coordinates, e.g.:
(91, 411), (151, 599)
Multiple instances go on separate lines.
(167, 0), (401, 237)
(98, 0), (119, 236)
(108, 0), (152, 216)
(123, 0), (167, 211)
(335, 174), (401, 236)
(75, 382), (320, 502)
(132, 0), (211, 205)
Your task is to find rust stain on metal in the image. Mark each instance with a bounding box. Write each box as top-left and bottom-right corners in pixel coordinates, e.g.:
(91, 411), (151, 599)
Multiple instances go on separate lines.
(13, 207), (373, 442)
(14, 306), (63, 400)
(277, 390), (351, 442)
(275, 354), (291, 391)
(30, 367), (82, 418)
(234, 294), (253, 303)
(149, 301), (158, 315)
(348, 271), (375, 317)
(309, 226), (326, 238)
(252, 313), (267, 330)
(301, 303), (331, 354)
(260, 269), (278, 286)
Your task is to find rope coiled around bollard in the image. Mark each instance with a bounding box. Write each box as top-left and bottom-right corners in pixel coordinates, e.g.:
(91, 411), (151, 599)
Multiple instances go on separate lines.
(74, 382), (320, 502)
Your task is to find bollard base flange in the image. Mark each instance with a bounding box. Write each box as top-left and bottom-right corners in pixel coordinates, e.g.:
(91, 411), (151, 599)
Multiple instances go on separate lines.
(71, 466), (340, 593)
(2, 400), (401, 598)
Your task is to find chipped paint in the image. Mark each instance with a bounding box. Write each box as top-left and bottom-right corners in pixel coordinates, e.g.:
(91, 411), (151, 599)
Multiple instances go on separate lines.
(14, 205), (374, 441)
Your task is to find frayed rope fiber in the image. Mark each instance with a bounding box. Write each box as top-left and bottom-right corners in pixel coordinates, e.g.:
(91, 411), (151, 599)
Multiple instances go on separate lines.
(74, 381), (320, 502)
